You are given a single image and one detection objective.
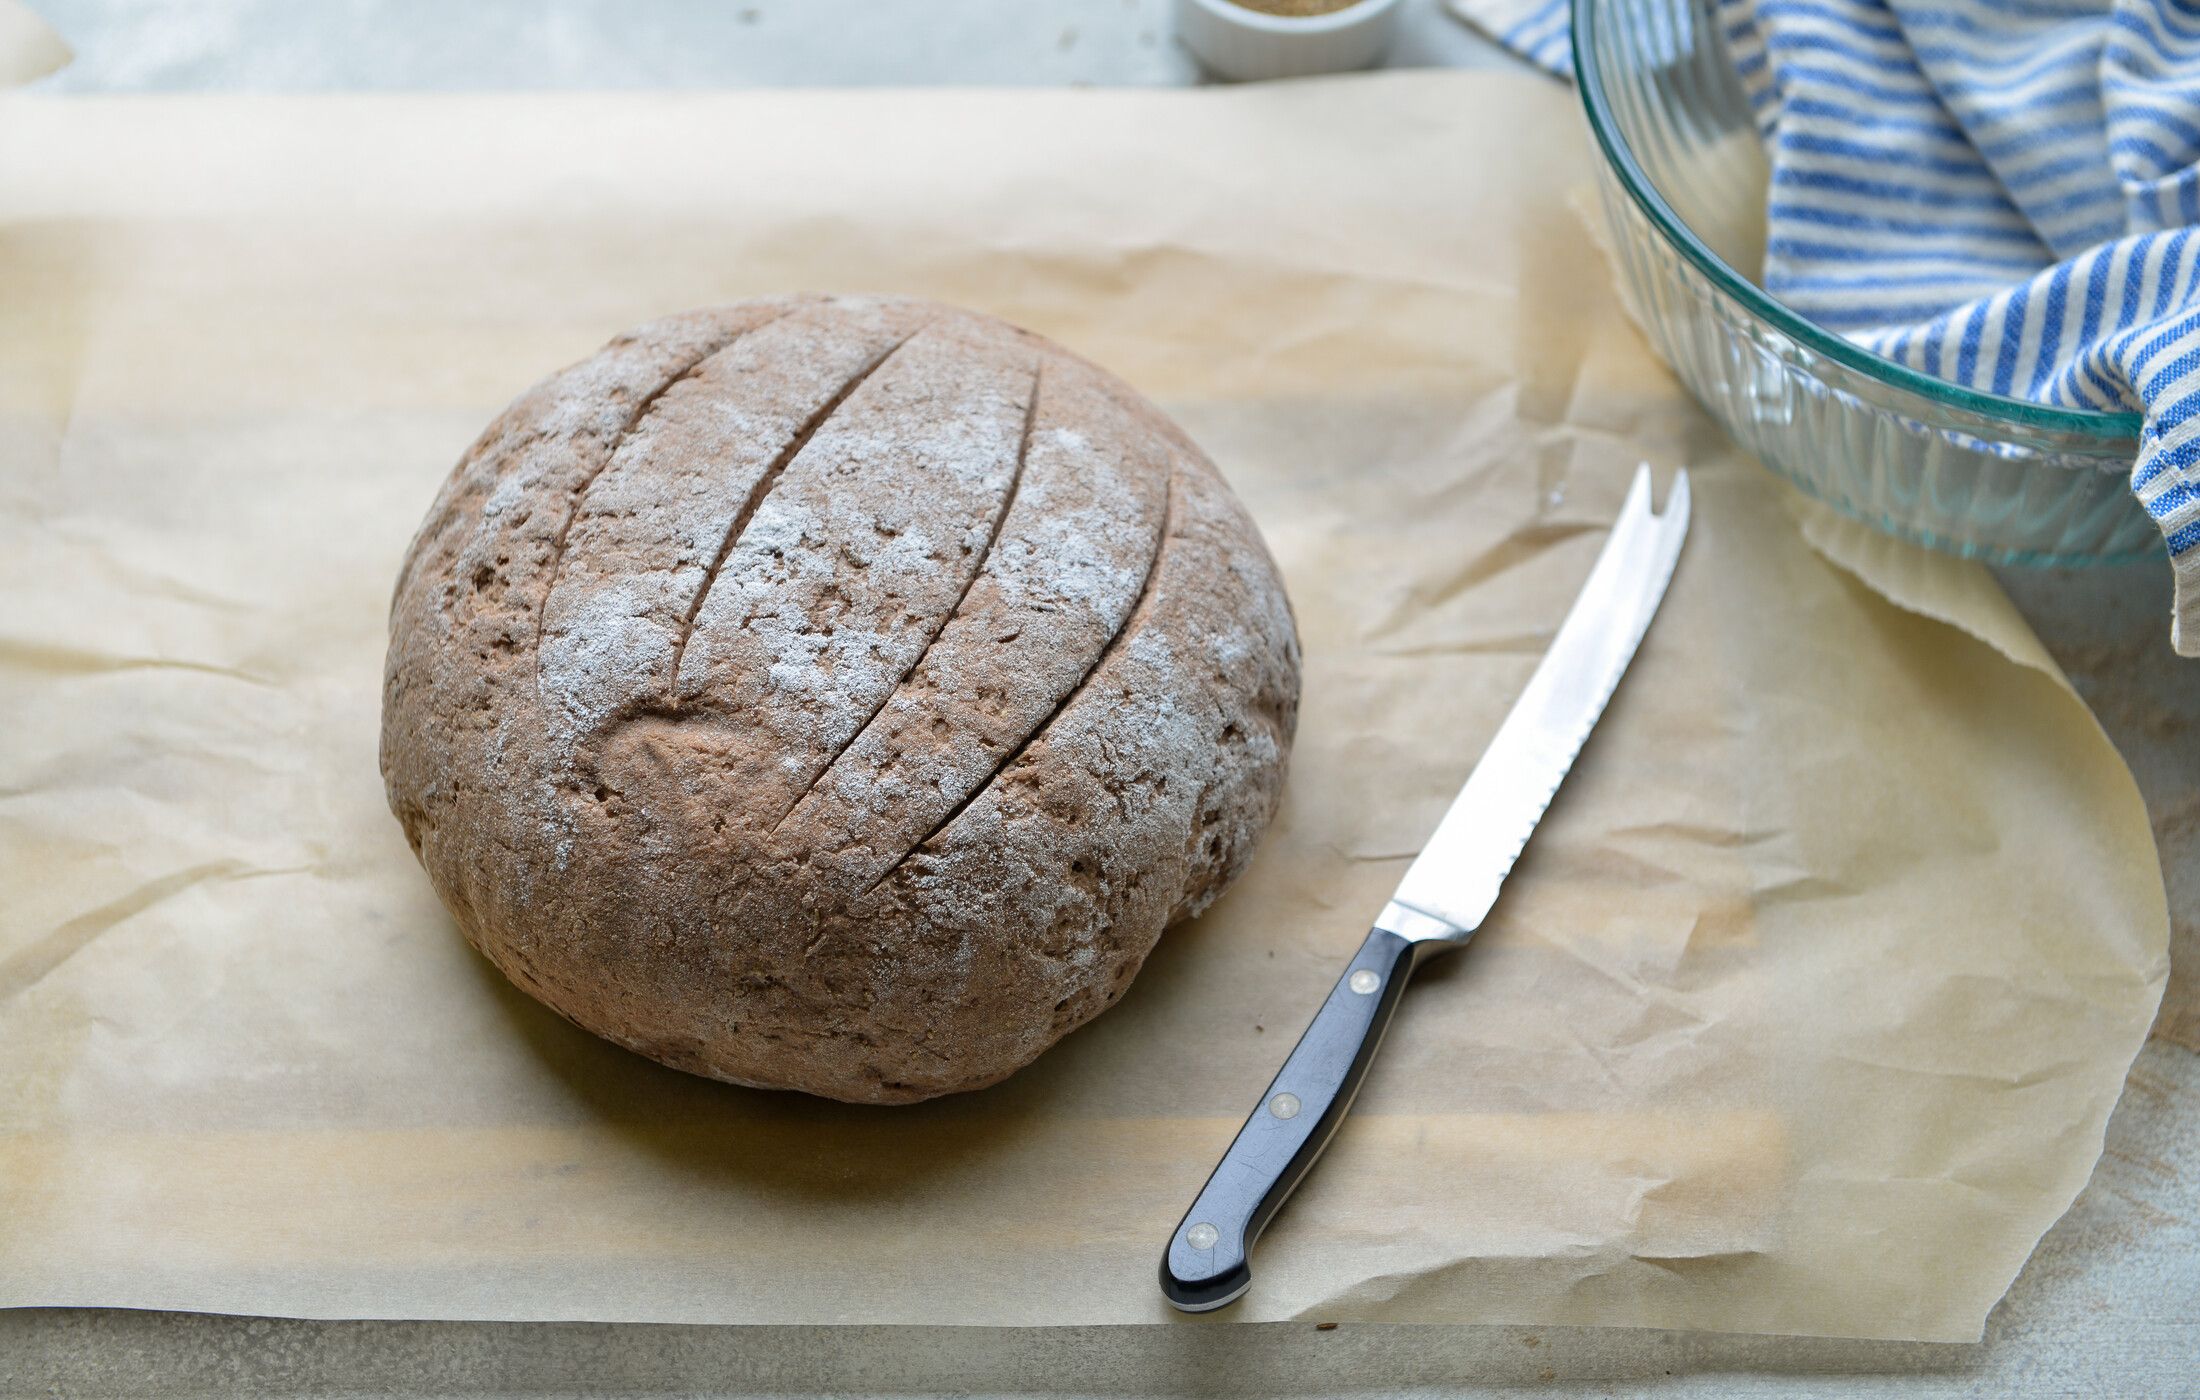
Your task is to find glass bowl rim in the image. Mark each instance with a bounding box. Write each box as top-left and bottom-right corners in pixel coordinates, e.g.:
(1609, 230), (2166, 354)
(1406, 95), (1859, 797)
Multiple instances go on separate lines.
(1569, 0), (2144, 444)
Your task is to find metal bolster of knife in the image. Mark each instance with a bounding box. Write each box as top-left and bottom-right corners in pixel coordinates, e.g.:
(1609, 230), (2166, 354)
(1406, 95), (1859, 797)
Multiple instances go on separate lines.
(1372, 898), (1465, 942)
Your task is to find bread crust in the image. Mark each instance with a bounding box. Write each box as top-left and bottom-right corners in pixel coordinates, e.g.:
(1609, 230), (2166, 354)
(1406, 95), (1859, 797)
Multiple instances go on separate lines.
(381, 296), (1300, 1102)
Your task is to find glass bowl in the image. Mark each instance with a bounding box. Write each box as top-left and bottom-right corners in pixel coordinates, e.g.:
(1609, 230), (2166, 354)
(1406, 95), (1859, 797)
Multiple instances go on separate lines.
(1572, 0), (2155, 565)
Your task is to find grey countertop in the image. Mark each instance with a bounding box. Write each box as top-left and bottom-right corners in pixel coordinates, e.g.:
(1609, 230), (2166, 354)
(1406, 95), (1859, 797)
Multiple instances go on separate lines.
(21, 0), (1519, 91)
(5, 2), (2195, 1396)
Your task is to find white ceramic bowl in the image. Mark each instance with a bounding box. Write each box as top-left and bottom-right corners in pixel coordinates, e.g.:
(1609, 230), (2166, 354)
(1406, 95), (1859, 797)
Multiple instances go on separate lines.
(1174, 0), (1406, 81)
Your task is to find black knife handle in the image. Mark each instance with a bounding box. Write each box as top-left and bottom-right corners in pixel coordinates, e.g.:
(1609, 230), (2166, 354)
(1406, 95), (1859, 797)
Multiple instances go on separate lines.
(1160, 926), (1421, 1312)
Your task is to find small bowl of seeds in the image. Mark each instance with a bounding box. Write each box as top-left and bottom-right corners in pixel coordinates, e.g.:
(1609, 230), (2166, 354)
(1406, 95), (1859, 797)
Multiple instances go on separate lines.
(1174, 0), (1406, 81)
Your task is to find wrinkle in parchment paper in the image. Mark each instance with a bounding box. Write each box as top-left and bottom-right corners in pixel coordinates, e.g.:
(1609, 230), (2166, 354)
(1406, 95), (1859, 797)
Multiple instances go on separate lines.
(0, 74), (2168, 1341)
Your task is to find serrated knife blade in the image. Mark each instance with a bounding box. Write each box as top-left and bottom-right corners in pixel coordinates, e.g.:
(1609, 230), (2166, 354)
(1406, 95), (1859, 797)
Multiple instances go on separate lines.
(1376, 463), (1691, 942)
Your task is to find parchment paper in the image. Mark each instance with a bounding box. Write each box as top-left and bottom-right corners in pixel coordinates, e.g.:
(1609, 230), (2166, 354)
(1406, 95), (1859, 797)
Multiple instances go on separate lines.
(0, 73), (2168, 1342)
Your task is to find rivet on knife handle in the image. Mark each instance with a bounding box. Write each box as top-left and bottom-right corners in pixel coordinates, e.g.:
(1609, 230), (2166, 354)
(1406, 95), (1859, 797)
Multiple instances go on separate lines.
(1159, 465), (1690, 1314)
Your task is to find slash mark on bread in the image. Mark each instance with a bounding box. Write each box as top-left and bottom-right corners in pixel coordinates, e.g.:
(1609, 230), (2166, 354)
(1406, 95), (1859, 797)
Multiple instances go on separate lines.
(531, 309), (792, 683)
(866, 470), (1178, 894)
(771, 359), (1044, 833)
(667, 327), (930, 696)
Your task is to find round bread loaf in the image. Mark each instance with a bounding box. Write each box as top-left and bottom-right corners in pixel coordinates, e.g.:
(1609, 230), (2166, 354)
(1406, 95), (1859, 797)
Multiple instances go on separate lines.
(381, 295), (1300, 1102)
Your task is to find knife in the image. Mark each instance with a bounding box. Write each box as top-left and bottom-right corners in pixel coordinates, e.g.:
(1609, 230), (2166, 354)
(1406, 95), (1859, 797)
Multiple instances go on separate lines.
(1159, 463), (1691, 1314)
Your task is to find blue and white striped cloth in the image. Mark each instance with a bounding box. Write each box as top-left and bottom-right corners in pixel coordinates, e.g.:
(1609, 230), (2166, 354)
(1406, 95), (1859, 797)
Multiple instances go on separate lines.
(1454, 0), (2200, 654)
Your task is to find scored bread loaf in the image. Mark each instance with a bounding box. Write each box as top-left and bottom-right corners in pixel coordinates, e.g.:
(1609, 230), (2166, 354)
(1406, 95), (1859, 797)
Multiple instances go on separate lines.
(381, 295), (1300, 1102)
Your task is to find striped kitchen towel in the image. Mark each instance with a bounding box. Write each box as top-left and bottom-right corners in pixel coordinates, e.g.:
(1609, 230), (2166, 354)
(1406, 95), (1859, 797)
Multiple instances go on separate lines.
(1452, 0), (2200, 654)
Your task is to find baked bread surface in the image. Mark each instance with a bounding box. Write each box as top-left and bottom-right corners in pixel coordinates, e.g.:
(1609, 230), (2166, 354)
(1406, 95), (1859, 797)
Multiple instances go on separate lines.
(382, 295), (1300, 1102)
